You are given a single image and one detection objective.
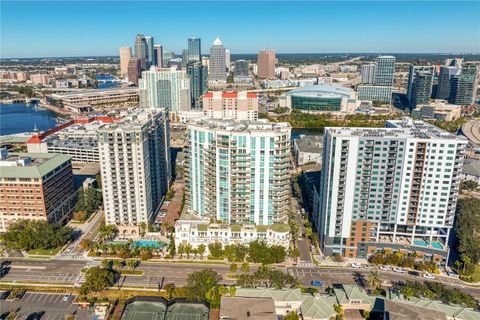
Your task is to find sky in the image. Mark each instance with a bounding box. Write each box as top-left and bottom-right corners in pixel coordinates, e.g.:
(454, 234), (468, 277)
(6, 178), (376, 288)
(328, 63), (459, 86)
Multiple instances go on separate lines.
(1, 1), (479, 58)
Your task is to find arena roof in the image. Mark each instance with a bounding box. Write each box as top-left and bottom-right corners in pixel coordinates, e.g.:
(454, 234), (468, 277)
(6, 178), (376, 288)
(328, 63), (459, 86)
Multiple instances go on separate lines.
(284, 85), (355, 99)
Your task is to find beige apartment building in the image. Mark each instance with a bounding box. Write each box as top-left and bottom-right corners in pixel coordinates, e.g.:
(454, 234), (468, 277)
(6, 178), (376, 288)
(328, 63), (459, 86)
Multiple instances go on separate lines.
(202, 91), (259, 121)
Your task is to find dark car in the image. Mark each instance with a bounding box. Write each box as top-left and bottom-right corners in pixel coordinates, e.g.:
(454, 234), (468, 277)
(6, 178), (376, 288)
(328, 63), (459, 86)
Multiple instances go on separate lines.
(27, 312), (45, 320)
(408, 270), (420, 276)
(15, 290), (26, 300)
(0, 313), (10, 320)
(0, 291), (9, 300)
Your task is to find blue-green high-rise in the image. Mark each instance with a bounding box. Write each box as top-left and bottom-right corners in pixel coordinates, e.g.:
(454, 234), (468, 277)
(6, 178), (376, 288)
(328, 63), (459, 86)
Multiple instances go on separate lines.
(187, 62), (208, 109)
(188, 37), (201, 63)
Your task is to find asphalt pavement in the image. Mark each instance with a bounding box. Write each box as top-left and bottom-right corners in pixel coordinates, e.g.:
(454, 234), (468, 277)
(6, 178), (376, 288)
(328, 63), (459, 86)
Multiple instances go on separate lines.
(1, 259), (479, 299)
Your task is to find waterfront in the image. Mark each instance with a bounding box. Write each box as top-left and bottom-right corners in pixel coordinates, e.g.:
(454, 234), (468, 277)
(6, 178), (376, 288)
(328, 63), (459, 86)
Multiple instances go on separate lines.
(0, 103), (58, 136)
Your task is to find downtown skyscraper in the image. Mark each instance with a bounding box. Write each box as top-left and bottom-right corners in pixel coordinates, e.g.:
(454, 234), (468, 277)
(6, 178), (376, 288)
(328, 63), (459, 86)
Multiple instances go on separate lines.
(374, 56), (396, 86)
(187, 62), (208, 109)
(209, 37), (227, 83)
(257, 49), (276, 79)
(188, 37), (201, 63)
(454, 62), (479, 106)
(145, 36), (154, 69)
(134, 34), (148, 70)
(407, 65), (434, 108)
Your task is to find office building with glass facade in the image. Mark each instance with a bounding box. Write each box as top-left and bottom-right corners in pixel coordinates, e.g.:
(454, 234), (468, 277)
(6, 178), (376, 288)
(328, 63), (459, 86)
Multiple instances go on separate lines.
(185, 119), (291, 225)
(374, 56), (396, 86)
(357, 85), (393, 104)
(188, 37), (201, 63)
(187, 62), (208, 109)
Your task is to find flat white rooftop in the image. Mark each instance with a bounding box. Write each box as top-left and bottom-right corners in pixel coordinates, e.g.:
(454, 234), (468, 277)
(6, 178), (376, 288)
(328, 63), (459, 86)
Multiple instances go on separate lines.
(326, 118), (468, 141)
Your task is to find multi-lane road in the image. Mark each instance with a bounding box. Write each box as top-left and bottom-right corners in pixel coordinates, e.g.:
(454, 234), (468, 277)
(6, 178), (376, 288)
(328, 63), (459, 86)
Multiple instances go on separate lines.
(1, 259), (479, 298)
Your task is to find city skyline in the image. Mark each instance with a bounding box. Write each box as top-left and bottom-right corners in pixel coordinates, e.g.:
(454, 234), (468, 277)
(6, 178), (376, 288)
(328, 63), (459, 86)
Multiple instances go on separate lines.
(1, 1), (479, 58)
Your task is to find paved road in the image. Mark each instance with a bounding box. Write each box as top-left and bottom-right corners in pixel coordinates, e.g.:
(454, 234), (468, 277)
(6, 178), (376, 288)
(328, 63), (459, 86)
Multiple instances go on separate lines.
(2, 259), (479, 298)
(55, 211), (104, 261)
(292, 197), (312, 265)
(289, 266), (480, 298)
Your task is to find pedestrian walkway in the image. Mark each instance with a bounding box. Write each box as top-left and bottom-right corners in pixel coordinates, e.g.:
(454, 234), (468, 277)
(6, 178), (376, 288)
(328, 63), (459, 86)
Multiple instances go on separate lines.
(54, 255), (87, 261)
(297, 262), (317, 268)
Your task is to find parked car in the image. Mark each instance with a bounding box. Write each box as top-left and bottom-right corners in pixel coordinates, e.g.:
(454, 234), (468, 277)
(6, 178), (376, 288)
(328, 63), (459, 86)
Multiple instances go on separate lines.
(393, 267), (406, 273)
(311, 280), (324, 286)
(423, 273), (435, 279)
(363, 265), (374, 270)
(351, 263), (362, 269)
(408, 270), (420, 276)
(379, 265), (390, 271)
(62, 294), (71, 302)
(0, 291), (10, 300)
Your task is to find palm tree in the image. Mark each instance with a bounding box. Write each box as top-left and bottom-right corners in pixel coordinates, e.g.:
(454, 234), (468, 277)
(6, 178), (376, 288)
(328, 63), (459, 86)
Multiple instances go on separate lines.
(185, 244), (192, 259)
(367, 271), (382, 291)
(461, 255), (471, 273)
(192, 248), (198, 259)
(177, 244), (185, 258)
(352, 271), (367, 288)
(197, 244), (206, 259)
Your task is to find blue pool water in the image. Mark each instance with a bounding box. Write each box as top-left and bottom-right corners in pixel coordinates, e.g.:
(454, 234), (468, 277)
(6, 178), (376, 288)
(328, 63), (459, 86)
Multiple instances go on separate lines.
(413, 239), (443, 250)
(133, 240), (166, 248)
(431, 242), (443, 250)
(413, 239), (428, 247)
(107, 240), (166, 248)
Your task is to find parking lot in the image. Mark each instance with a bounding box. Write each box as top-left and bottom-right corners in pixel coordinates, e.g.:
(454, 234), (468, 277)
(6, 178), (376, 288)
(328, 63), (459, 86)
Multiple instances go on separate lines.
(0, 292), (95, 320)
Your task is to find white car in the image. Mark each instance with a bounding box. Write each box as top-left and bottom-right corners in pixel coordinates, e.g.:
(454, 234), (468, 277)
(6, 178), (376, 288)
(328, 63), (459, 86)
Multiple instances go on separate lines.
(393, 267), (406, 273)
(62, 294), (70, 302)
(423, 273), (435, 279)
(351, 263), (362, 269)
(363, 265), (374, 270)
(379, 265), (390, 271)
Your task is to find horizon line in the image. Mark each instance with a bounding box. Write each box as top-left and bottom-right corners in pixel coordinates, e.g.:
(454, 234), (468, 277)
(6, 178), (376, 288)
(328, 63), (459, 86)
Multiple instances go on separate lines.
(2, 52), (480, 60)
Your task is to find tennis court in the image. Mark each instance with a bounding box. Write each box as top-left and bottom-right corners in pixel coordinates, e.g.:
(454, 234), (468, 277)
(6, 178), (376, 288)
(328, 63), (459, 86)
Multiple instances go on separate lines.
(121, 300), (166, 320)
(165, 303), (209, 320)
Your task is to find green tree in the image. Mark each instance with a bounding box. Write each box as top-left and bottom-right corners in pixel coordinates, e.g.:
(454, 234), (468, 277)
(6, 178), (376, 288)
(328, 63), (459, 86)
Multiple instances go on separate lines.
(1, 220), (73, 250)
(230, 263), (238, 273)
(197, 244), (206, 259)
(138, 222), (147, 238)
(168, 234), (176, 257)
(185, 243), (193, 259)
(186, 269), (222, 301)
(177, 244), (185, 258)
(80, 267), (117, 295)
(285, 311), (300, 320)
(334, 304), (344, 320)
(367, 271), (382, 290)
(164, 283), (176, 299)
(241, 262), (250, 273)
(248, 240), (286, 264)
(460, 180), (479, 191)
(208, 242), (224, 259)
(98, 224), (118, 243)
(127, 260), (139, 271)
(455, 198), (480, 264)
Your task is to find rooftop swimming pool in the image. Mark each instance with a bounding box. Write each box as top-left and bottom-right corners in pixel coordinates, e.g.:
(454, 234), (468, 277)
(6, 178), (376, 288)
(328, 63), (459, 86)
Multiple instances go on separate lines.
(413, 239), (443, 250)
